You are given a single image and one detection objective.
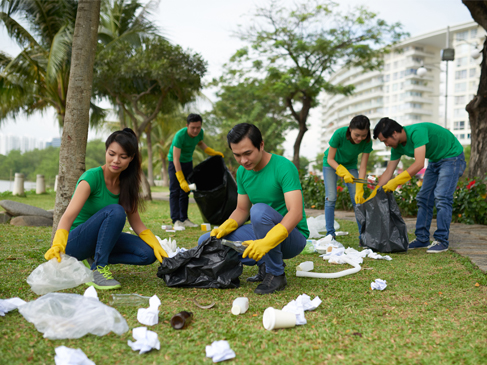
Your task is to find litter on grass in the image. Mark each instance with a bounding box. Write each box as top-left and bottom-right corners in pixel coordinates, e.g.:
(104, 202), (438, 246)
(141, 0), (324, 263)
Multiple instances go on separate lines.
(155, 236), (187, 258)
(282, 294), (322, 325)
(54, 346), (95, 365)
(137, 295), (161, 326)
(26, 253), (93, 295)
(127, 327), (160, 354)
(371, 279), (387, 291)
(206, 340), (236, 363)
(307, 215), (340, 239)
(0, 297), (26, 316)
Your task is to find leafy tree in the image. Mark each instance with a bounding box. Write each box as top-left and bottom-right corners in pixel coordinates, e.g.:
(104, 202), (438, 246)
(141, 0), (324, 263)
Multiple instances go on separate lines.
(463, 1), (487, 178)
(229, 0), (407, 168)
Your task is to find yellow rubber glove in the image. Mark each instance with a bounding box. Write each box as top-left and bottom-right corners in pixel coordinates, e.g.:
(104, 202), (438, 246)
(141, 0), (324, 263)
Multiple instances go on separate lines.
(336, 165), (354, 184)
(211, 218), (238, 238)
(242, 223), (289, 262)
(364, 185), (379, 203)
(382, 171), (411, 192)
(204, 147), (224, 158)
(44, 229), (69, 262)
(175, 170), (190, 193)
(355, 183), (365, 204)
(139, 229), (168, 263)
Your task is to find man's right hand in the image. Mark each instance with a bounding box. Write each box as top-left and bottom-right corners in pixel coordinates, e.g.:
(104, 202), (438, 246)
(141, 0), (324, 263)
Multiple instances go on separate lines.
(211, 218), (238, 238)
(175, 171), (190, 193)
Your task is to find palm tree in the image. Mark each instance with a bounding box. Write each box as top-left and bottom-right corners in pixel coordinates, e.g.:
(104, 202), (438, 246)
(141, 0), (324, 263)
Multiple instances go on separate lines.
(0, 0), (159, 128)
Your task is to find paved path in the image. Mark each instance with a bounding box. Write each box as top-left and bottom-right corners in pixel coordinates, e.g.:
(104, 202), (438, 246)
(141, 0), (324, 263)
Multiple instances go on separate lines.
(154, 192), (487, 273)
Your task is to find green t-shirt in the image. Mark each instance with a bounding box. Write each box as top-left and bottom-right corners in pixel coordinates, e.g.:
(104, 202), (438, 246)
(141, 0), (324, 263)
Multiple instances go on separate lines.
(236, 154), (309, 239)
(167, 127), (204, 163)
(71, 167), (120, 231)
(323, 126), (373, 169)
(390, 123), (464, 162)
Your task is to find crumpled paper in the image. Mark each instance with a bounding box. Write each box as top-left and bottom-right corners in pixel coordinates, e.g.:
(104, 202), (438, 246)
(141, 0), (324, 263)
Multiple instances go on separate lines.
(0, 297), (26, 316)
(83, 286), (98, 300)
(371, 279), (387, 291)
(137, 295), (161, 326)
(127, 327), (160, 354)
(205, 340), (236, 363)
(54, 346), (95, 365)
(322, 247), (392, 265)
(282, 294), (322, 325)
(156, 236), (187, 258)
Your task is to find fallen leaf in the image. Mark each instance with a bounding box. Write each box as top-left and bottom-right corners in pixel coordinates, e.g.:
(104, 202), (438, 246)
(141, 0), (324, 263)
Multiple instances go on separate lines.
(352, 332), (362, 337)
(475, 283), (480, 287)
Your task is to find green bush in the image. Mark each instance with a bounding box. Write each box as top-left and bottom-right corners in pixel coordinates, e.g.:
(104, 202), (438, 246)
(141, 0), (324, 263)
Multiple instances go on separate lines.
(300, 173), (354, 211)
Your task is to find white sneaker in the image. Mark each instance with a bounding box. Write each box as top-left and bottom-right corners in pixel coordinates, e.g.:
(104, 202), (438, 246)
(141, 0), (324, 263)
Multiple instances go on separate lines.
(173, 220), (185, 229)
(182, 219), (198, 228)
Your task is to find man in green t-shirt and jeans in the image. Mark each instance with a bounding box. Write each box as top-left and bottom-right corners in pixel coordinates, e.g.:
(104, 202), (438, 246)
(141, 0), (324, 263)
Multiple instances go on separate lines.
(373, 118), (466, 253)
(168, 113), (224, 228)
(198, 123), (309, 294)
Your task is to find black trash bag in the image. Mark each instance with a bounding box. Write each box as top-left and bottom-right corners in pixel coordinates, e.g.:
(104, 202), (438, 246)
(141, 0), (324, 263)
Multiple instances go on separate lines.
(355, 187), (408, 253)
(187, 156), (238, 225)
(156, 236), (243, 289)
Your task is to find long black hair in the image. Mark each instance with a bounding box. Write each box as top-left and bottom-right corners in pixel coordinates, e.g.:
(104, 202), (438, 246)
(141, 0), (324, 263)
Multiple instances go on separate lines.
(105, 128), (142, 214)
(346, 115), (371, 143)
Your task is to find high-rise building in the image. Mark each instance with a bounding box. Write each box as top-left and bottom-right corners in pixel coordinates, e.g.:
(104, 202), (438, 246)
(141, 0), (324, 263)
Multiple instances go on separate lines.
(0, 134), (48, 155)
(319, 21), (483, 173)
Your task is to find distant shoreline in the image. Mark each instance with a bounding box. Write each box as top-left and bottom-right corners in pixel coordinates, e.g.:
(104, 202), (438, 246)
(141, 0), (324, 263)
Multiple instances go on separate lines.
(0, 180), (37, 193)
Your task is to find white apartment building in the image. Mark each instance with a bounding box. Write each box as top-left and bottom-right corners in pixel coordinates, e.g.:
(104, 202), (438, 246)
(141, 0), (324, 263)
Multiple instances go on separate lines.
(0, 134), (47, 155)
(319, 21), (483, 170)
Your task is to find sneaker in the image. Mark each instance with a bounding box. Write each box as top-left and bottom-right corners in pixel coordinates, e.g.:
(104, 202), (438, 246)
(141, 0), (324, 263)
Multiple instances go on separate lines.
(254, 272), (287, 294)
(247, 263), (266, 282)
(173, 220), (185, 229)
(85, 265), (121, 290)
(182, 219), (198, 228)
(408, 239), (432, 250)
(427, 241), (449, 253)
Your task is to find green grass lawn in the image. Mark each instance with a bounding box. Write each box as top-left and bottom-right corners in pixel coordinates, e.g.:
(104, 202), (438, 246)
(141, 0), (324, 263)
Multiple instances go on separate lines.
(1, 192), (487, 364)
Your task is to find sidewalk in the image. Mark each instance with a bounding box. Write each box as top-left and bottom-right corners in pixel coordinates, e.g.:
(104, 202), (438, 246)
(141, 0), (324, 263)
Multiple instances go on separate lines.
(155, 193), (487, 273)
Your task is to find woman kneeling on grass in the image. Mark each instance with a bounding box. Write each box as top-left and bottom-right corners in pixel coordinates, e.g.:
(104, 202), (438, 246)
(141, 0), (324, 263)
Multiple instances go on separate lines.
(44, 128), (167, 290)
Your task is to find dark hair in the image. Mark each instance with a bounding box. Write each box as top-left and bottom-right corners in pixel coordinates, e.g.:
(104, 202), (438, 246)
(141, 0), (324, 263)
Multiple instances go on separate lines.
(227, 123), (263, 150)
(105, 128), (142, 214)
(187, 113), (202, 124)
(346, 115), (371, 143)
(373, 117), (403, 139)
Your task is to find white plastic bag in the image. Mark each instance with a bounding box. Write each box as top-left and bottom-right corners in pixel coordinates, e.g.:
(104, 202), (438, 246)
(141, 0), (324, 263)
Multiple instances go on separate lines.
(26, 254), (93, 295)
(306, 215), (340, 238)
(18, 292), (129, 339)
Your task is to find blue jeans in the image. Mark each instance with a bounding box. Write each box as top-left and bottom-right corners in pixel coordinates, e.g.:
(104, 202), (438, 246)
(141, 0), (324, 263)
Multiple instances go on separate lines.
(65, 204), (156, 269)
(323, 166), (361, 237)
(168, 160), (193, 223)
(197, 203), (307, 276)
(415, 152), (466, 246)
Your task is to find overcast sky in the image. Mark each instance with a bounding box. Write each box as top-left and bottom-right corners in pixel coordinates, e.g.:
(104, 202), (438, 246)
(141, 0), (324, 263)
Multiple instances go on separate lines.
(0, 0), (474, 159)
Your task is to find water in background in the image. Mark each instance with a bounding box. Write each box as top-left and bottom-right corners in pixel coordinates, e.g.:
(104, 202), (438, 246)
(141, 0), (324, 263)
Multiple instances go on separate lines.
(0, 180), (37, 193)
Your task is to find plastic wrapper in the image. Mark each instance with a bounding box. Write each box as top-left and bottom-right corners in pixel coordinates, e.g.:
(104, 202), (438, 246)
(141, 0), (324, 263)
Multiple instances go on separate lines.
(306, 215), (340, 239)
(157, 236), (243, 289)
(355, 187), (408, 253)
(18, 292), (129, 339)
(221, 239), (247, 253)
(187, 156), (238, 225)
(27, 254), (93, 295)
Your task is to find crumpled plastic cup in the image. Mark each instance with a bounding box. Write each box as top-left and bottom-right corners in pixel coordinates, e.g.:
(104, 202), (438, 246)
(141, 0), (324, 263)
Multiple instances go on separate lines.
(263, 307), (296, 330)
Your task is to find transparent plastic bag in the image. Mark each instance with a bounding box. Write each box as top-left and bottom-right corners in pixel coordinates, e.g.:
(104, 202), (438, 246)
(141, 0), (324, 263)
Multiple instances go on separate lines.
(27, 254), (93, 295)
(18, 292), (129, 339)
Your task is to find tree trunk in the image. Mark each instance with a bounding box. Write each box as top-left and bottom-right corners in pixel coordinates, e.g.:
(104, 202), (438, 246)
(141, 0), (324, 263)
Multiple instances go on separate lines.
(287, 95), (311, 169)
(146, 124), (154, 186)
(52, 0), (101, 240)
(161, 153), (169, 187)
(463, 0), (487, 178)
(140, 171), (152, 200)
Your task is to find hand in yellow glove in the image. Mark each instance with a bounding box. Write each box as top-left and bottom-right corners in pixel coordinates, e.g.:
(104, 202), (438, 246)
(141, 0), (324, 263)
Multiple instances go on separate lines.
(139, 229), (168, 263)
(382, 171), (411, 192)
(204, 147), (224, 158)
(355, 183), (365, 204)
(211, 218), (238, 238)
(364, 185), (379, 203)
(335, 165), (354, 184)
(44, 229), (69, 262)
(175, 170), (190, 193)
(242, 223), (288, 262)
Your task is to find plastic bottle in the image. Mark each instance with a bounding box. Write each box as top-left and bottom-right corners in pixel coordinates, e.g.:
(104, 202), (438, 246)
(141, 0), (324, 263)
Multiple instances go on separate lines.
(170, 311), (193, 329)
(108, 294), (151, 306)
(231, 297), (249, 315)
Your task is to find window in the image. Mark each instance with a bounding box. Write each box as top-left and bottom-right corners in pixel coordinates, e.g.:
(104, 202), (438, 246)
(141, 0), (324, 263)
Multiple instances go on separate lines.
(455, 70), (467, 79)
(470, 68), (477, 77)
(405, 68), (417, 76)
(455, 95), (466, 105)
(384, 74), (390, 82)
(455, 82), (467, 92)
(392, 83), (398, 91)
(411, 56), (424, 64)
(393, 61), (398, 69)
(454, 109), (466, 118)
(384, 64), (390, 71)
(456, 57), (468, 67)
(399, 70), (405, 78)
(459, 134), (465, 139)
(468, 133), (471, 139)
(471, 29), (477, 38)
(456, 31), (468, 41)
(470, 81), (477, 90)
(414, 46), (424, 52)
(457, 44), (469, 54)
(393, 72), (398, 80)
(454, 121), (465, 130)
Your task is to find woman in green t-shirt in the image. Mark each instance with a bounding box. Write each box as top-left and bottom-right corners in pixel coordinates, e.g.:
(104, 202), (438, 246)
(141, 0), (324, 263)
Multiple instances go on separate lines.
(322, 115), (373, 239)
(44, 129), (168, 290)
